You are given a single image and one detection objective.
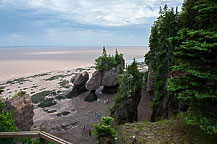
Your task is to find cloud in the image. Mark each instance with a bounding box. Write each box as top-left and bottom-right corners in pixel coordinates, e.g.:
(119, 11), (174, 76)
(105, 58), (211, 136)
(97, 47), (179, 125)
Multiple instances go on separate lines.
(0, 0), (183, 26)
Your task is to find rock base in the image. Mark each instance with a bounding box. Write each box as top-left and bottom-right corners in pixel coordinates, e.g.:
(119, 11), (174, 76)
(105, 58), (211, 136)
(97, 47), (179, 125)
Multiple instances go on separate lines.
(84, 90), (97, 102)
(102, 85), (118, 94)
(66, 84), (87, 98)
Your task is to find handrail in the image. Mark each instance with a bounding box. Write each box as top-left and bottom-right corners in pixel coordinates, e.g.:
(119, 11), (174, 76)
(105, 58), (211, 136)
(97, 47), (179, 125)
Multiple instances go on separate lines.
(0, 131), (72, 144)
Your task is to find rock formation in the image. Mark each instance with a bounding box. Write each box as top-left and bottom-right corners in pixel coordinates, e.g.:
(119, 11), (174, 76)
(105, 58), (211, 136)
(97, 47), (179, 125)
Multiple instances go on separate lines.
(86, 71), (101, 90)
(66, 71), (89, 98)
(114, 91), (141, 125)
(142, 63), (179, 121)
(85, 71), (101, 102)
(85, 63), (124, 102)
(5, 92), (34, 131)
(101, 64), (123, 94)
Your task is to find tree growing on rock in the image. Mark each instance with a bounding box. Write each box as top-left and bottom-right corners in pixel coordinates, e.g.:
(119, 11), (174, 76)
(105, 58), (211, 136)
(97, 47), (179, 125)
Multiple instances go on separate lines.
(113, 59), (143, 124)
(95, 47), (124, 72)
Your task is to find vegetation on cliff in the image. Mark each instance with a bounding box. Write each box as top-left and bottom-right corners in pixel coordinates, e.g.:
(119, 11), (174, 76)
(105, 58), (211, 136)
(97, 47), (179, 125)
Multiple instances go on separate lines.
(113, 59), (143, 124)
(145, 5), (179, 107)
(168, 0), (217, 134)
(0, 89), (18, 144)
(145, 0), (217, 135)
(116, 119), (217, 144)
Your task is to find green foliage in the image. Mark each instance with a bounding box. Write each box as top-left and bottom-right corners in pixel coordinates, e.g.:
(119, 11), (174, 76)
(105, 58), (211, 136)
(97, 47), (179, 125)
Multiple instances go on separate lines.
(168, 0), (217, 134)
(115, 60), (142, 106)
(145, 5), (179, 107)
(11, 91), (26, 99)
(0, 99), (18, 144)
(93, 116), (117, 142)
(115, 72), (133, 104)
(19, 138), (41, 144)
(107, 106), (115, 114)
(95, 47), (124, 72)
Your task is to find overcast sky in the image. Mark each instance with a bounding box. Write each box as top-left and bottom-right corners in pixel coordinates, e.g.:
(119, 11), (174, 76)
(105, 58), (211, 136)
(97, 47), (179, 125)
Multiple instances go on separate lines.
(0, 0), (183, 46)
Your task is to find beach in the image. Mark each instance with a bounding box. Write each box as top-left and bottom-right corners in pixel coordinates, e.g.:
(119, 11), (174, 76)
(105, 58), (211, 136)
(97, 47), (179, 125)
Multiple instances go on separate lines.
(0, 46), (148, 143)
(0, 46), (148, 81)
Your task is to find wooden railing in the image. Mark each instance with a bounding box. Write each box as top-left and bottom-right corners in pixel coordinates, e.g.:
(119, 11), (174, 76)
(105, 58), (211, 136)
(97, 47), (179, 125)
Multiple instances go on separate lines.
(0, 131), (72, 144)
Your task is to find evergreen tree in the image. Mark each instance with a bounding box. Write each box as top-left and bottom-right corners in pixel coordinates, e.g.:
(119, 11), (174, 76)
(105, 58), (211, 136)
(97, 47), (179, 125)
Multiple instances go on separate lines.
(168, 0), (217, 134)
(145, 5), (179, 107)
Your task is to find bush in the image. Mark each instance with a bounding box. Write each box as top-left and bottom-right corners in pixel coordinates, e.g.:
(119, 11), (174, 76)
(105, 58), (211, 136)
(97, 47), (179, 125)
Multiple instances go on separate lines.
(95, 47), (123, 72)
(0, 99), (18, 144)
(93, 116), (117, 142)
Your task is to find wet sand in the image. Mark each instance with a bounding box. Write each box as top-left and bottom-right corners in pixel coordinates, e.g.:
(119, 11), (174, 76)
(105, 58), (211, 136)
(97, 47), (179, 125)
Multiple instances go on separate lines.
(0, 46), (148, 143)
(0, 46), (148, 81)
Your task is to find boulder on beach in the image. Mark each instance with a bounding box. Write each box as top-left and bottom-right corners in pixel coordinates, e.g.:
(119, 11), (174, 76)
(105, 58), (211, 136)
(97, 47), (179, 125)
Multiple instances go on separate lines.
(71, 71), (89, 86)
(86, 71), (101, 90)
(5, 92), (34, 131)
(67, 71), (89, 98)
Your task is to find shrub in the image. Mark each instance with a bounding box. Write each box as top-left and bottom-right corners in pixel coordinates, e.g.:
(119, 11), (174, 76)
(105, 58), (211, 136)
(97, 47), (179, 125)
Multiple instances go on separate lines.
(0, 99), (18, 144)
(93, 116), (117, 142)
(95, 47), (124, 72)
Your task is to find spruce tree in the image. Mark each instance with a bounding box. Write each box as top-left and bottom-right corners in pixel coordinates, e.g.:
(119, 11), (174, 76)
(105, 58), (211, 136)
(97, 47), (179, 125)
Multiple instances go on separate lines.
(145, 5), (179, 109)
(168, 0), (217, 134)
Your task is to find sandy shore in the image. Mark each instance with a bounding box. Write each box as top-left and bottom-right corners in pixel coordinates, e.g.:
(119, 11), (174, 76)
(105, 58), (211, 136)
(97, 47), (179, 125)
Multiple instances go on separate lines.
(0, 66), (112, 143)
(0, 46), (148, 81)
(0, 61), (146, 143)
(0, 46), (148, 143)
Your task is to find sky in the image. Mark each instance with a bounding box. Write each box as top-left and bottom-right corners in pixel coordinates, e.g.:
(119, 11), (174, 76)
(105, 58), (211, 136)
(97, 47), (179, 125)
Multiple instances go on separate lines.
(0, 0), (183, 46)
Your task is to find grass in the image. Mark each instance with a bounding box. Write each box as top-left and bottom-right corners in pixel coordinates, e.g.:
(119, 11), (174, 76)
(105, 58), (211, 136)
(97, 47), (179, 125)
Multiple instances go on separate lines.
(31, 91), (53, 104)
(11, 91), (26, 100)
(116, 119), (217, 144)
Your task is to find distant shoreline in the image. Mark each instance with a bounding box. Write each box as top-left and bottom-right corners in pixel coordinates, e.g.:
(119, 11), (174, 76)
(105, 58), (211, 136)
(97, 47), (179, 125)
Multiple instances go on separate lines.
(0, 46), (148, 81)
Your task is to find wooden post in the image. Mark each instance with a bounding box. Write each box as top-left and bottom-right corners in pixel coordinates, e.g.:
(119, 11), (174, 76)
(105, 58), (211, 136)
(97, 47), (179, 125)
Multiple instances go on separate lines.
(40, 138), (48, 144)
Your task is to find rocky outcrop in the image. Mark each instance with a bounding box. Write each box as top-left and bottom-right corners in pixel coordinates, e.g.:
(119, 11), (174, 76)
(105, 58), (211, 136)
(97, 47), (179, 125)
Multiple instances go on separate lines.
(101, 65), (123, 86)
(84, 90), (98, 102)
(85, 63), (124, 101)
(5, 93), (34, 131)
(142, 63), (179, 121)
(71, 71), (89, 86)
(66, 71), (89, 98)
(137, 88), (152, 121)
(101, 64), (124, 94)
(86, 71), (101, 90)
(114, 91), (141, 125)
(85, 71), (101, 101)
